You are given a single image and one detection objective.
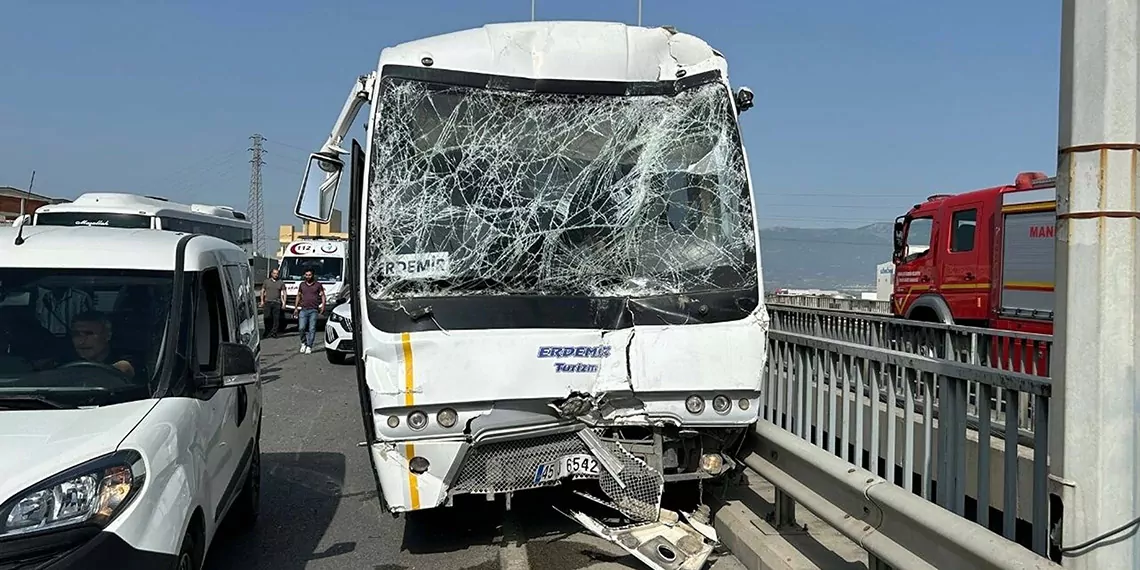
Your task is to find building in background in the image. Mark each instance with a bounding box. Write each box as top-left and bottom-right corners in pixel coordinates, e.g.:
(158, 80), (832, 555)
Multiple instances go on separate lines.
(276, 208), (347, 258)
(0, 186), (68, 223)
(875, 261), (894, 301)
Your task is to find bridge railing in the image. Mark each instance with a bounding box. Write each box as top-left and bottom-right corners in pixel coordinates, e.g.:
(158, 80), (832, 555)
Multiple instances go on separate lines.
(749, 328), (1058, 567)
(766, 303), (1052, 440)
(765, 293), (892, 314)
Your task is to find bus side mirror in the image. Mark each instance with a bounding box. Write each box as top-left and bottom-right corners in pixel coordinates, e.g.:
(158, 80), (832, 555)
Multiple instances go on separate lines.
(735, 87), (755, 114)
(295, 153), (344, 223)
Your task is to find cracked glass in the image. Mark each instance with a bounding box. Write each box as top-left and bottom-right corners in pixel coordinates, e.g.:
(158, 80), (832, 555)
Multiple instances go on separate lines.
(365, 75), (757, 300)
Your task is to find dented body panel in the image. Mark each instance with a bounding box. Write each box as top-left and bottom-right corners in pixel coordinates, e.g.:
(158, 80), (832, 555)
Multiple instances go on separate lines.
(297, 21), (767, 531)
(362, 318), (767, 412)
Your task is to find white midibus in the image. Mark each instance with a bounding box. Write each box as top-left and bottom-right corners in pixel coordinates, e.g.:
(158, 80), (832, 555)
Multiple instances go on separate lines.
(292, 21), (764, 567)
(34, 193), (254, 255)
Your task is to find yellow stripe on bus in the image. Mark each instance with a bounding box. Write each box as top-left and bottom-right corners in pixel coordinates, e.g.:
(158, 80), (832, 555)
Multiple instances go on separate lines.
(401, 332), (415, 407)
(400, 333), (420, 510)
(405, 443), (421, 510)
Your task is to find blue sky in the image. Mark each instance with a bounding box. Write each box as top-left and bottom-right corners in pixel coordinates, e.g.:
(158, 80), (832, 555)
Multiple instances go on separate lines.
(0, 0), (1060, 241)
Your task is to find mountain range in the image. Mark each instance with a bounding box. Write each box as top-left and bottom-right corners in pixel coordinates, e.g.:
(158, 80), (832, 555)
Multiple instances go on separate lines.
(758, 222), (893, 291)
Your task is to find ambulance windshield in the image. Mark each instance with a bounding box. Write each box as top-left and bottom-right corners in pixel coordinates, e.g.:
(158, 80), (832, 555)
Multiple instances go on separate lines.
(280, 257), (343, 283)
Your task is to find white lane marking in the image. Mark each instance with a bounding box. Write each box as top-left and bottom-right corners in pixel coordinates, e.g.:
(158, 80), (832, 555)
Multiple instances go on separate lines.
(500, 513), (531, 570)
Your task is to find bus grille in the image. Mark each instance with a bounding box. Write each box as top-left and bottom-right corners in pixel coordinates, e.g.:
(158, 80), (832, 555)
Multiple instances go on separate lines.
(451, 432), (589, 494)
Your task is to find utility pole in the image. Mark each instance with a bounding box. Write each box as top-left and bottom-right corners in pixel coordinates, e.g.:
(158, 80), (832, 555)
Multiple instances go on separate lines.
(531, 0), (535, 21)
(637, 0), (642, 26)
(1052, 1), (1140, 568)
(248, 133), (266, 257)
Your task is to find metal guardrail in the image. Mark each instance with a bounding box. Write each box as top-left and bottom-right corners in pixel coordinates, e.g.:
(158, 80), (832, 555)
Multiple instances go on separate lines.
(765, 294), (893, 315)
(767, 304), (1052, 438)
(754, 329), (1057, 567)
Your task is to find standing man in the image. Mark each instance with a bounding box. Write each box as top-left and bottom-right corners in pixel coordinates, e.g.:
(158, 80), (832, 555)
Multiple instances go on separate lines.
(260, 268), (286, 338)
(293, 269), (326, 354)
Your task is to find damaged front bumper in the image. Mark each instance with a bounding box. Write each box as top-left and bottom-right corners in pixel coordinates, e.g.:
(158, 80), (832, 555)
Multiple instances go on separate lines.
(369, 393), (757, 570)
(369, 401), (753, 516)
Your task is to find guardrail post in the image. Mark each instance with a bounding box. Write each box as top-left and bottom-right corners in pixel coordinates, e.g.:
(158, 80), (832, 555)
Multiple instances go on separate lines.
(1053, 0), (1140, 567)
(773, 488), (797, 529)
(868, 554), (895, 570)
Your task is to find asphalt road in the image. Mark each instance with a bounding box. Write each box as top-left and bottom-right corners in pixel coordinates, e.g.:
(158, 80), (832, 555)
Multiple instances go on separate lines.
(204, 331), (746, 570)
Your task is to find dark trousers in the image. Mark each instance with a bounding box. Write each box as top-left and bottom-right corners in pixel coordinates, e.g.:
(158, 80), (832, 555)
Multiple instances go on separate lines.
(264, 301), (282, 336)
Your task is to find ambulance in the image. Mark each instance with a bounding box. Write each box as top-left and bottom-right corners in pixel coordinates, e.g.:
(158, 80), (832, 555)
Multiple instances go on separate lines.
(278, 238), (348, 324)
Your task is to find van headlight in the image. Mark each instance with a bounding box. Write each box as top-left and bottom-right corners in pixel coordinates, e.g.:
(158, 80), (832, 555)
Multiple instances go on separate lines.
(0, 450), (145, 537)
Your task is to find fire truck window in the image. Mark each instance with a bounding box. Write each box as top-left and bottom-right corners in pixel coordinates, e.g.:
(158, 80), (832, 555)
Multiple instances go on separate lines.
(904, 217), (932, 262)
(950, 209), (977, 252)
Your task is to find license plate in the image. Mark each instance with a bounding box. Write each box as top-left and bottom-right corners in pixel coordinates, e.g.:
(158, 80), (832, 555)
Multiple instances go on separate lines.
(533, 454), (600, 484)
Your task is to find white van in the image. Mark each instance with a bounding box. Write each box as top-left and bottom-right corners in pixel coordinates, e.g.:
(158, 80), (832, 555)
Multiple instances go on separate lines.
(0, 220), (262, 569)
(278, 238), (347, 324)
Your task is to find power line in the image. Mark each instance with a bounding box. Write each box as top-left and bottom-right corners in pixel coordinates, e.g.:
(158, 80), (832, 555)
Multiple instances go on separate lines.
(262, 138), (313, 155)
(248, 134), (266, 256)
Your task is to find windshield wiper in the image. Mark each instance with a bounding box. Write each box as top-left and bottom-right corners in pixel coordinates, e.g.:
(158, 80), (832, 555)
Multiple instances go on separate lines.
(0, 394), (78, 410)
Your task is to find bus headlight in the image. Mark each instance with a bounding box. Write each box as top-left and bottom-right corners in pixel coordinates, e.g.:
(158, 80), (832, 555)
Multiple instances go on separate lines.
(712, 395), (732, 414)
(407, 411), (428, 431)
(436, 408), (458, 428)
(685, 395), (705, 414)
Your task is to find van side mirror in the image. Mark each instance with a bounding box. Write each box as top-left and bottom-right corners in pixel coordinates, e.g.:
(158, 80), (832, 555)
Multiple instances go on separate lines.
(218, 342), (258, 387)
(295, 153), (344, 223)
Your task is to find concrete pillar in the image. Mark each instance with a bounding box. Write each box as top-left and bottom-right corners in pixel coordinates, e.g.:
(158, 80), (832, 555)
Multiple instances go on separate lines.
(1052, 1), (1140, 568)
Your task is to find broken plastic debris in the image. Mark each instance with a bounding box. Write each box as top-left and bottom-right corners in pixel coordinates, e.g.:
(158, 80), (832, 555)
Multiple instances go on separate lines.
(681, 508), (718, 543)
(577, 428), (626, 483)
(569, 510), (715, 570)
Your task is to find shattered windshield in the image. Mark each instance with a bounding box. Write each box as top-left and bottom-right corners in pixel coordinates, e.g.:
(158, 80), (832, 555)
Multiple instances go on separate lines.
(365, 75), (757, 299)
(0, 269), (171, 406)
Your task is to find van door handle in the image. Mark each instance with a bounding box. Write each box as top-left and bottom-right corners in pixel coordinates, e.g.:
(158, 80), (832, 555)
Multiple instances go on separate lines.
(921, 275), (931, 282)
(965, 272), (975, 280)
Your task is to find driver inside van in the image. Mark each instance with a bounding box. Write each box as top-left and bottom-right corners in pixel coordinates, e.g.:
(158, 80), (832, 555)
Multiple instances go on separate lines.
(66, 311), (137, 379)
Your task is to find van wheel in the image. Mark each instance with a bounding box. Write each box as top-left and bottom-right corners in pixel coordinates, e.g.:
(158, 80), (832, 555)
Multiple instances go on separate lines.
(326, 350), (347, 365)
(230, 440), (261, 531)
(176, 528), (201, 570)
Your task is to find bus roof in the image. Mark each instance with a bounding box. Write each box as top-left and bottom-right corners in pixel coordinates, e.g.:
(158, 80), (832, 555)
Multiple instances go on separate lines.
(36, 192), (249, 224)
(376, 21), (729, 84)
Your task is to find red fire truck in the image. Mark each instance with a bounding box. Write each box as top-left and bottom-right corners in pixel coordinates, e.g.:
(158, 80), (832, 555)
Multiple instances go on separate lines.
(890, 171), (1056, 336)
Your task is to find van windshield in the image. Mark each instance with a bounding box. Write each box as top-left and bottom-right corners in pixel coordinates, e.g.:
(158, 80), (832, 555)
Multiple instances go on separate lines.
(280, 257), (343, 283)
(0, 269), (173, 408)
